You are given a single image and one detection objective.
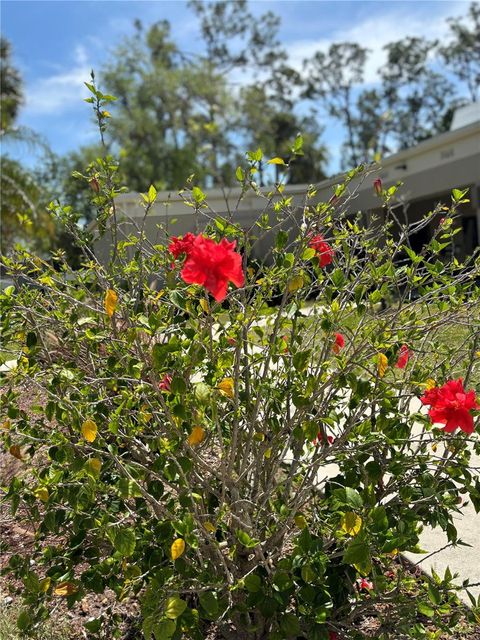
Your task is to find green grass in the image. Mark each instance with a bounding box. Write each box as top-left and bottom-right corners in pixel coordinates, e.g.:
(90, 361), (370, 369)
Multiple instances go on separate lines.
(0, 606), (74, 640)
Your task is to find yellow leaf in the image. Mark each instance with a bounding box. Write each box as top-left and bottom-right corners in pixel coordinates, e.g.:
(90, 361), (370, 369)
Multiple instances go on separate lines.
(9, 444), (22, 460)
(340, 512), (362, 536)
(188, 426), (205, 446)
(294, 514), (308, 529)
(54, 581), (77, 597)
(199, 298), (210, 313)
(217, 378), (234, 398)
(39, 274), (54, 287)
(104, 288), (118, 318)
(267, 157), (287, 165)
(425, 379), (436, 390)
(264, 448), (272, 459)
(204, 521), (216, 533)
(34, 487), (49, 502)
(81, 419), (97, 443)
(377, 353), (388, 378)
(40, 577), (51, 593)
(87, 458), (102, 475)
(1, 419), (11, 430)
(431, 443), (437, 452)
(287, 274), (304, 293)
(171, 538), (185, 560)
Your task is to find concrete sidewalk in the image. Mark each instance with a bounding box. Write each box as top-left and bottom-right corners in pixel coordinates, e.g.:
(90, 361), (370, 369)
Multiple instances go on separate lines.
(405, 449), (480, 604)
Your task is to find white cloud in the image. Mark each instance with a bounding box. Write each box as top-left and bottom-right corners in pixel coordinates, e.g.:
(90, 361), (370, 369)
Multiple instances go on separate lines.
(23, 45), (92, 116)
(286, 3), (459, 85)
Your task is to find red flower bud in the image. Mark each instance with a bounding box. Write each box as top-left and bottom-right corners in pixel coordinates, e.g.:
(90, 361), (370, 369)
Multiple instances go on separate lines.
(373, 178), (382, 196)
(89, 177), (100, 193)
(159, 374), (172, 392)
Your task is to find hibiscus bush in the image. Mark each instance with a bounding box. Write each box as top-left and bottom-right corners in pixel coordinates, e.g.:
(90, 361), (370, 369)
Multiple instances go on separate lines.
(1, 83), (480, 640)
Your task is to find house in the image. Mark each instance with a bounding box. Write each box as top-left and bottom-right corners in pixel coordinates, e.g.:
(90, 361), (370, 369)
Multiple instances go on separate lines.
(93, 105), (480, 264)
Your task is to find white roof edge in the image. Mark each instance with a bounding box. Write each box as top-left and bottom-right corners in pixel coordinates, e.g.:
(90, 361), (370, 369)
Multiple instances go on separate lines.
(114, 119), (480, 206)
(376, 119), (480, 167)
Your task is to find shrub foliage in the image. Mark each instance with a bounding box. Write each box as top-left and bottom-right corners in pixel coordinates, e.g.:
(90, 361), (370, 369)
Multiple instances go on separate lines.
(1, 84), (480, 640)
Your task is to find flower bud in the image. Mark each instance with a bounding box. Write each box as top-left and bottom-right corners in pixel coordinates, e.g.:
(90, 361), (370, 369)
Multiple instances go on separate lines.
(89, 177), (100, 193)
(373, 178), (382, 196)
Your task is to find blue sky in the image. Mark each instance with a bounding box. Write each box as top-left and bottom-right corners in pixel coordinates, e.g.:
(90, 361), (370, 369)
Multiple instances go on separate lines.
(1, 0), (469, 175)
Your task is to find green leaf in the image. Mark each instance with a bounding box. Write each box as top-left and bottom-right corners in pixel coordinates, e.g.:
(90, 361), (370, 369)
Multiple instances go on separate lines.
(153, 620), (176, 640)
(113, 528), (136, 557)
(451, 187), (469, 202)
(370, 506), (388, 531)
(244, 574), (262, 592)
(332, 487), (363, 509)
(84, 618), (102, 633)
(170, 376), (187, 394)
(343, 538), (370, 565)
(302, 247), (316, 261)
(292, 134), (304, 155)
(282, 252), (295, 268)
(192, 186), (205, 205)
(235, 166), (245, 181)
(147, 184), (157, 204)
(427, 583), (441, 606)
(418, 602), (435, 618)
(236, 529), (259, 548)
(17, 610), (32, 631)
(301, 564), (316, 584)
(199, 591), (219, 617)
(165, 596), (187, 619)
(279, 613), (300, 637)
(117, 478), (142, 498)
(273, 571), (293, 592)
(276, 230), (289, 250)
(331, 269), (345, 288)
(293, 349), (311, 373)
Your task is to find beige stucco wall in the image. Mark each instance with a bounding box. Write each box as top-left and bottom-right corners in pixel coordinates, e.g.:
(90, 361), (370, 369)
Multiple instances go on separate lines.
(93, 119), (480, 264)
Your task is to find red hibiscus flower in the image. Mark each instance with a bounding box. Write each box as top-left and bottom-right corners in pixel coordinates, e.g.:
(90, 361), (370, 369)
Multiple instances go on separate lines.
(313, 432), (334, 446)
(395, 344), (410, 369)
(332, 332), (345, 354)
(180, 235), (244, 302)
(308, 234), (334, 268)
(420, 378), (479, 434)
(168, 233), (196, 259)
(356, 577), (374, 591)
(159, 374), (172, 392)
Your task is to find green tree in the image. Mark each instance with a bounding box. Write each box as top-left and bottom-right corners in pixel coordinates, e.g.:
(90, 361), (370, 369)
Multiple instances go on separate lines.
(103, 21), (211, 191)
(239, 69), (327, 185)
(0, 36), (22, 130)
(439, 2), (480, 102)
(0, 37), (54, 253)
(303, 43), (369, 167)
(189, 0), (284, 72)
(100, 2), (291, 193)
(380, 37), (455, 149)
(346, 88), (390, 165)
